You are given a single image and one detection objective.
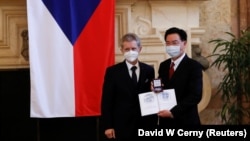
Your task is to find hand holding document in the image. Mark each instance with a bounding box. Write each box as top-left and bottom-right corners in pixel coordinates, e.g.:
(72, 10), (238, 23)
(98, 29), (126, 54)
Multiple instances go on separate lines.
(138, 89), (177, 116)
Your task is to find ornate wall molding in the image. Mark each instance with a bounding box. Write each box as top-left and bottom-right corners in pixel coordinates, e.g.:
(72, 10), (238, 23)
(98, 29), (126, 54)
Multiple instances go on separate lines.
(115, 0), (207, 74)
(0, 2), (28, 69)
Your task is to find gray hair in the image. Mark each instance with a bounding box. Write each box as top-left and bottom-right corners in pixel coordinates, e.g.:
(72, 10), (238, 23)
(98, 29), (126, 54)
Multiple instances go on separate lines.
(120, 33), (141, 48)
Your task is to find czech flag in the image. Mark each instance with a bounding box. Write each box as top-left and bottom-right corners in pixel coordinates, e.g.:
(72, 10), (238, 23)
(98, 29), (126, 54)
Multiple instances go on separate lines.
(27, 0), (114, 117)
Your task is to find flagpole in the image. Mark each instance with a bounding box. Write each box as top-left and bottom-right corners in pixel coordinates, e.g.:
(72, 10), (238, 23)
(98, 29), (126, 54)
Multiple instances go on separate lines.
(36, 118), (40, 141)
(96, 117), (99, 141)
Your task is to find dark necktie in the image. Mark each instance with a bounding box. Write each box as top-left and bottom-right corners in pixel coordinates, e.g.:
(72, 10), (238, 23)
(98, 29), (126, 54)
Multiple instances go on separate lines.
(169, 62), (175, 79)
(131, 66), (137, 86)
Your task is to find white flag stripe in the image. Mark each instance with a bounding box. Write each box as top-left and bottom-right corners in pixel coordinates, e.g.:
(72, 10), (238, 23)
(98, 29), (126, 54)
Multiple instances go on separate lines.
(28, 0), (75, 117)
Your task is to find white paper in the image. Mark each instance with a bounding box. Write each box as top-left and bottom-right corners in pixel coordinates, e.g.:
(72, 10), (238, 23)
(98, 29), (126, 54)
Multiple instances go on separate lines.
(138, 89), (177, 116)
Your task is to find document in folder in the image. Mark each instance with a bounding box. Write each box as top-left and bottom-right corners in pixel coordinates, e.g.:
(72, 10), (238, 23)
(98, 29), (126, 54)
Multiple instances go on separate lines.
(138, 89), (177, 116)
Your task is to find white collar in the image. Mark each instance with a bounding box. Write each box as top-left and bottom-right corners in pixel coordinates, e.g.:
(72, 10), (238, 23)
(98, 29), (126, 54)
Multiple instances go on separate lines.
(126, 60), (139, 69)
(171, 53), (185, 69)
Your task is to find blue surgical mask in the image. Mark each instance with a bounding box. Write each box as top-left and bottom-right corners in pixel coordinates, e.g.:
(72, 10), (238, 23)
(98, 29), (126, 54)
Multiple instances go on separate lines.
(166, 45), (181, 58)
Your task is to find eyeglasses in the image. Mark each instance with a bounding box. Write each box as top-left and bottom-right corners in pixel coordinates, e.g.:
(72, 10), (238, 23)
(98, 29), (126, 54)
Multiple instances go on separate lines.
(165, 40), (182, 46)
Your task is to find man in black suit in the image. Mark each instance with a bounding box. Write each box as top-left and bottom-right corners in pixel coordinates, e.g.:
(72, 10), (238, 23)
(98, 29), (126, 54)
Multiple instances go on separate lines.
(157, 27), (203, 126)
(100, 33), (156, 140)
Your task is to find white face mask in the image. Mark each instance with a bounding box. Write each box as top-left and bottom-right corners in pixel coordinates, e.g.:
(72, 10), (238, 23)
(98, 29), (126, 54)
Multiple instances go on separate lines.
(166, 45), (181, 58)
(124, 50), (139, 62)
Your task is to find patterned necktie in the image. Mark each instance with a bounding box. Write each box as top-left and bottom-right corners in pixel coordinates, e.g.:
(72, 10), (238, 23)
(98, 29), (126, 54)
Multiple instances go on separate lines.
(169, 62), (175, 79)
(131, 66), (137, 86)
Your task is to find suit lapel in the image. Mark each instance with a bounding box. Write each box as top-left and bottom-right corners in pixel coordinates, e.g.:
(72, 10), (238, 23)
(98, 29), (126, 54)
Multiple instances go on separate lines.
(171, 55), (188, 80)
(138, 63), (144, 86)
(137, 62), (150, 87)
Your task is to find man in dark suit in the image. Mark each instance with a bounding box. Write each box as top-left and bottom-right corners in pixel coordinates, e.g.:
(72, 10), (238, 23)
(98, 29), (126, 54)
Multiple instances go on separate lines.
(100, 33), (156, 140)
(157, 27), (203, 126)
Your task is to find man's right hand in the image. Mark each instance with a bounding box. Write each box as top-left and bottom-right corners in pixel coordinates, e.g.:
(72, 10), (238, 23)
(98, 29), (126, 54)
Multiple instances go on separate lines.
(104, 128), (116, 139)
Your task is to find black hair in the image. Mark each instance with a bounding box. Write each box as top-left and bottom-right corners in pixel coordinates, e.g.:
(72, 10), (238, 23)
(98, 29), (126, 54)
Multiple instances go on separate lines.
(164, 27), (187, 41)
